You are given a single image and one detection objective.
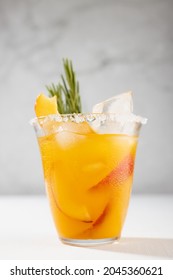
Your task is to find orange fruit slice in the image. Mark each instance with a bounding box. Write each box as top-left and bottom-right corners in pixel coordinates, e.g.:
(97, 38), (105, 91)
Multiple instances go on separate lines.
(34, 93), (58, 117)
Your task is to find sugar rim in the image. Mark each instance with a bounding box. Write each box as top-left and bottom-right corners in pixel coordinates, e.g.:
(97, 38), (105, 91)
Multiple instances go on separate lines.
(30, 113), (147, 126)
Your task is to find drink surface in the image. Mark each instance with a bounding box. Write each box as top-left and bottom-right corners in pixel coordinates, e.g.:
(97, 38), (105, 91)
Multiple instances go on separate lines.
(38, 121), (138, 240)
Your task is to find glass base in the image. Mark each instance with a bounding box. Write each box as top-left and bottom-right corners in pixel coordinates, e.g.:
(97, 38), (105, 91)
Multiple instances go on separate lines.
(60, 237), (119, 247)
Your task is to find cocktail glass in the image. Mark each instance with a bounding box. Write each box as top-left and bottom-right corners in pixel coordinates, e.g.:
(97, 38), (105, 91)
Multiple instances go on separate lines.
(31, 113), (145, 246)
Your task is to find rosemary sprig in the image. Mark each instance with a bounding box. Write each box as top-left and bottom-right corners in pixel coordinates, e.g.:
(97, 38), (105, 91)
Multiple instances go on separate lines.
(46, 59), (82, 114)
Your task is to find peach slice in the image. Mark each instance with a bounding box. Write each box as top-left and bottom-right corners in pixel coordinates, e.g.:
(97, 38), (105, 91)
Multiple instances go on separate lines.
(77, 175), (134, 239)
(54, 208), (93, 239)
(90, 176), (134, 239)
(46, 181), (92, 238)
(34, 93), (58, 117)
(99, 154), (134, 187)
(34, 94), (59, 135)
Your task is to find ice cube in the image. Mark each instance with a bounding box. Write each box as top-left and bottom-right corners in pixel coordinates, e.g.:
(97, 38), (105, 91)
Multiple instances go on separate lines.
(55, 122), (93, 149)
(92, 91), (133, 114)
(91, 91), (147, 135)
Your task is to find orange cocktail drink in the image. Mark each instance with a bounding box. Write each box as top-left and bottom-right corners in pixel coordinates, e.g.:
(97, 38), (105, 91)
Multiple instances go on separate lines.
(32, 113), (139, 246)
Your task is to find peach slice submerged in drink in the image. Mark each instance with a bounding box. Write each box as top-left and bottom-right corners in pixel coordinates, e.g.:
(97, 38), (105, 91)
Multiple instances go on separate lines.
(31, 92), (147, 246)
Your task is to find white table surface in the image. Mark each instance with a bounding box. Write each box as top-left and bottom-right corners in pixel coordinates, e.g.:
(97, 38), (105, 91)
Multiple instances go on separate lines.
(0, 194), (173, 260)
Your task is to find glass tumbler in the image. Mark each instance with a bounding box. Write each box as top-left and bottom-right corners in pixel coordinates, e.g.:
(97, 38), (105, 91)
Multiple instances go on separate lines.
(31, 113), (144, 246)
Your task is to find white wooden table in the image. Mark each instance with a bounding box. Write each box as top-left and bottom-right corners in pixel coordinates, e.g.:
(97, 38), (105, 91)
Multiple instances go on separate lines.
(0, 194), (172, 260)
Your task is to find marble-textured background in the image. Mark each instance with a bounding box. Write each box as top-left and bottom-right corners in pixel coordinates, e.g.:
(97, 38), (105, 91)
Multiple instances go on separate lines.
(0, 0), (173, 195)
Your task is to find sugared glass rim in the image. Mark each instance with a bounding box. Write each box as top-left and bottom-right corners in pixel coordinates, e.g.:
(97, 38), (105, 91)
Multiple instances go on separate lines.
(30, 113), (147, 126)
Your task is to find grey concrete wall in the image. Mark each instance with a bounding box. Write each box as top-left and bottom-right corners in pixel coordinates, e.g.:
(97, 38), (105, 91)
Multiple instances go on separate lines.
(0, 0), (173, 194)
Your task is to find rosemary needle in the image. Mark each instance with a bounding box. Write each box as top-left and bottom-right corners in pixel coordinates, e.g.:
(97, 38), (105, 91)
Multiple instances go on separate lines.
(46, 59), (82, 114)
